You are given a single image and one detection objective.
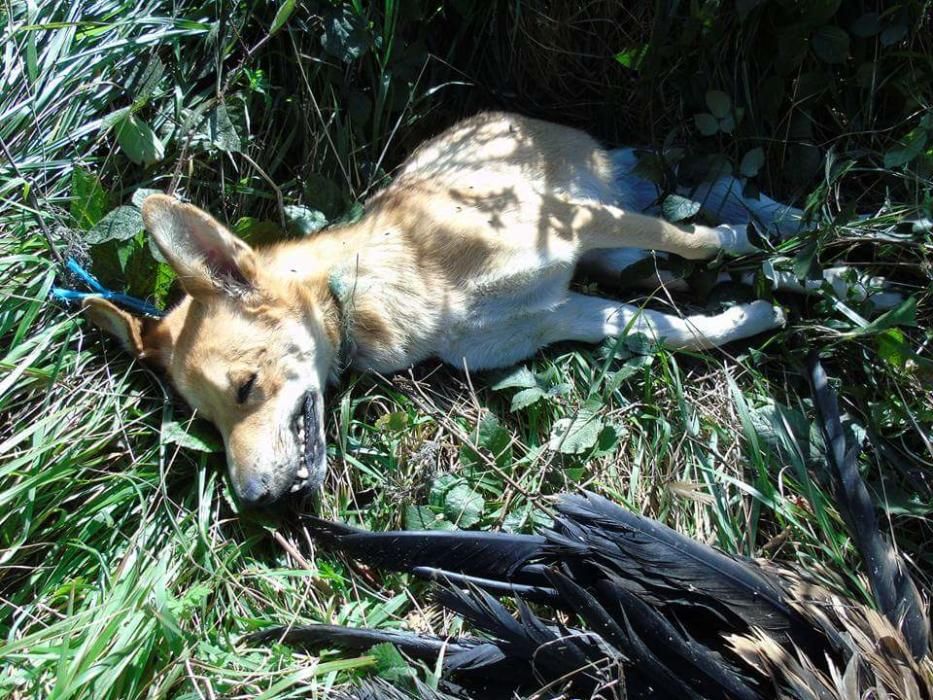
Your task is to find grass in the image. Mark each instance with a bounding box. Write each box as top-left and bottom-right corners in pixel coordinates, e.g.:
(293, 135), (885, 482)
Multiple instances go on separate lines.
(1, 1), (931, 698)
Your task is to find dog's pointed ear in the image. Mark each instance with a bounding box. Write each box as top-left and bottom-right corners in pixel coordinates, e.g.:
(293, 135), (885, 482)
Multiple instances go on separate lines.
(82, 297), (146, 356)
(141, 193), (257, 298)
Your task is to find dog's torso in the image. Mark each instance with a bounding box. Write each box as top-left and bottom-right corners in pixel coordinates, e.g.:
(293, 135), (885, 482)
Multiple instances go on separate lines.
(263, 112), (622, 372)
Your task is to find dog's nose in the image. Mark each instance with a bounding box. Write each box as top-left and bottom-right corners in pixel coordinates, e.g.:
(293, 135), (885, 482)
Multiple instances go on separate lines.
(239, 474), (273, 507)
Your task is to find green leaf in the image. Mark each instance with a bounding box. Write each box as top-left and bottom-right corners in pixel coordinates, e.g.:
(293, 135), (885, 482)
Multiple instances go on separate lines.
(162, 420), (223, 453)
(739, 147), (766, 177)
(694, 113), (719, 136)
(549, 399), (603, 455)
(705, 90), (731, 119)
(880, 22), (908, 47)
(71, 167), (108, 230)
(443, 484), (484, 528)
(131, 187), (162, 209)
(613, 45), (647, 70)
(270, 0), (297, 35)
(718, 114), (736, 134)
(320, 5), (369, 63)
(283, 205), (328, 236)
(114, 113), (164, 165)
(883, 128), (927, 169)
(511, 387), (546, 412)
(492, 366), (538, 391)
(404, 504), (454, 531)
(606, 354), (654, 393)
(811, 26), (850, 64)
(208, 104), (241, 153)
(370, 643), (415, 683)
(662, 194), (701, 222)
(477, 413), (511, 465)
(232, 217), (286, 246)
(375, 411), (409, 432)
(793, 238), (819, 280)
(86, 205), (143, 245)
(875, 328), (909, 369)
(850, 12), (881, 37)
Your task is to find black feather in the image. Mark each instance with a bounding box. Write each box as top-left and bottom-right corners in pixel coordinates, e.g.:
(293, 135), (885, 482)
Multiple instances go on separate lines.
(245, 623), (474, 659)
(593, 577), (762, 700)
(435, 584), (606, 689)
(807, 352), (929, 658)
(551, 492), (830, 656)
(411, 566), (558, 604)
(542, 568), (706, 700)
(302, 515), (545, 583)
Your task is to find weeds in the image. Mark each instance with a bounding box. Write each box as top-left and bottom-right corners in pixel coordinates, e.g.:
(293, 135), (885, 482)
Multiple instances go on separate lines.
(1, 1), (931, 697)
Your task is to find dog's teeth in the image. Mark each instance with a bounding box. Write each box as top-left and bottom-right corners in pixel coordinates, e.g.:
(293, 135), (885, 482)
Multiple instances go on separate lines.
(297, 467), (309, 479)
(290, 482), (302, 493)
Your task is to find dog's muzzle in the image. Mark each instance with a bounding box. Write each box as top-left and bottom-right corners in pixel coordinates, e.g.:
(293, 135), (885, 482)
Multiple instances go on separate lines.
(290, 390), (326, 495)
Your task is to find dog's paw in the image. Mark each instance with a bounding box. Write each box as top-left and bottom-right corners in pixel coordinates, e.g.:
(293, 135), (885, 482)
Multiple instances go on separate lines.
(712, 223), (760, 257)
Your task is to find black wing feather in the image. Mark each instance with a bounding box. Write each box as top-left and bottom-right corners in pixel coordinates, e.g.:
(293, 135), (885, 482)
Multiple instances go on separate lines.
(552, 492), (830, 655)
(807, 352), (929, 658)
(302, 515), (545, 583)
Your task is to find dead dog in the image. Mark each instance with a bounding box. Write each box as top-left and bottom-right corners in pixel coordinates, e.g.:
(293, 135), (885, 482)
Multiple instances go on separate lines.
(82, 112), (893, 506)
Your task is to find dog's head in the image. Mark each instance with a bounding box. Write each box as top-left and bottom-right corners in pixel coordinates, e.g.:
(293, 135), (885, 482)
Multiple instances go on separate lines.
(83, 195), (340, 507)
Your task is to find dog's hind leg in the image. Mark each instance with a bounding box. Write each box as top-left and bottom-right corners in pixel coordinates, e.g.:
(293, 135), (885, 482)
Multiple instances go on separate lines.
(552, 293), (785, 350)
(441, 294), (784, 370)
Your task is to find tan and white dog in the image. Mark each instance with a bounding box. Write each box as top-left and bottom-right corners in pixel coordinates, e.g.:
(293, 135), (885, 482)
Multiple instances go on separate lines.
(82, 112), (881, 506)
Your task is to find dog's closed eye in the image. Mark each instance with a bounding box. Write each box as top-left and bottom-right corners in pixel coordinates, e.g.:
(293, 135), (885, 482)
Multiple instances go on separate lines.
(236, 373), (257, 404)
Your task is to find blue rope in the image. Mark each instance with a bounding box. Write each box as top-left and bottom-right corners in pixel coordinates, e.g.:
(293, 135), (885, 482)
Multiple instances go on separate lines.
(50, 258), (166, 318)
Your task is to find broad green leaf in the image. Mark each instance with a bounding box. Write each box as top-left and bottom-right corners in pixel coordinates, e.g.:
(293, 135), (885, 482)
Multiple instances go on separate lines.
(71, 167), (108, 230)
(162, 420), (222, 453)
(404, 504), (454, 531)
(875, 328), (909, 369)
(811, 26), (850, 64)
(662, 194), (701, 222)
(477, 413), (511, 465)
(694, 113), (719, 136)
(233, 217), (286, 246)
(883, 128), (927, 169)
(718, 114), (736, 134)
(270, 0), (297, 35)
(880, 22), (908, 47)
(320, 5), (369, 63)
(375, 411), (409, 432)
(86, 205), (143, 245)
(114, 113), (164, 165)
(284, 205), (328, 236)
(131, 188), (162, 209)
(208, 104), (241, 153)
(444, 484), (484, 528)
(739, 147), (766, 177)
(705, 90), (731, 119)
(606, 354), (654, 393)
(549, 399), (603, 455)
(511, 387), (546, 412)
(492, 366), (538, 391)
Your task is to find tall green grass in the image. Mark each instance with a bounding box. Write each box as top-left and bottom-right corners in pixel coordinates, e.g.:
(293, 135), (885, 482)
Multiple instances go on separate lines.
(1, 1), (931, 697)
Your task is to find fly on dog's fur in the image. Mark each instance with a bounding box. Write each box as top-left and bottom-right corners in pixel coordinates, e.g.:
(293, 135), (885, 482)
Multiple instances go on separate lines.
(81, 111), (899, 508)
